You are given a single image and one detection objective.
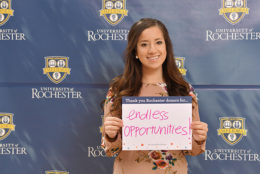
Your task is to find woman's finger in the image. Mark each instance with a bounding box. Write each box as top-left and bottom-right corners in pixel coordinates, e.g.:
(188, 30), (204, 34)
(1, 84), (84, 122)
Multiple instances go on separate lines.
(104, 117), (123, 127)
(105, 116), (123, 122)
(104, 120), (122, 127)
(105, 125), (121, 131)
(191, 121), (208, 131)
(192, 129), (207, 136)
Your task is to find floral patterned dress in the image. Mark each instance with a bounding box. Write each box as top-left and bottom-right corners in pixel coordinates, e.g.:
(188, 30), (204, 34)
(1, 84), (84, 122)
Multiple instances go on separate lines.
(101, 83), (206, 174)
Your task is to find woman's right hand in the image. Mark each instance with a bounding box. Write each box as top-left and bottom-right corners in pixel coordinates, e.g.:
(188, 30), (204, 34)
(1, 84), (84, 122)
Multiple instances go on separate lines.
(104, 116), (123, 139)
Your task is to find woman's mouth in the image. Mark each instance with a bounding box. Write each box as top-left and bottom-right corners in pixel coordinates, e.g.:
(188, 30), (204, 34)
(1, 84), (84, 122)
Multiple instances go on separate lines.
(146, 56), (159, 61)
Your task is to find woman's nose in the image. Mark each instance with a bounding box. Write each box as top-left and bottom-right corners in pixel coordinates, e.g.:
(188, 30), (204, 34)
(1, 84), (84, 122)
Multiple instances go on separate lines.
(148, 44), (156, 54)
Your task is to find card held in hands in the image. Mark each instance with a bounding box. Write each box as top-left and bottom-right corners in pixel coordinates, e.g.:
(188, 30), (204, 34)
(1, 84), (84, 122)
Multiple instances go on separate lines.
(122, 96), (192, 150)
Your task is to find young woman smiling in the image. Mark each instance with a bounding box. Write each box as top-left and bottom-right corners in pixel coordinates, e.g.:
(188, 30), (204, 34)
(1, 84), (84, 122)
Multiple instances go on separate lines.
(101, 18), (208, 174)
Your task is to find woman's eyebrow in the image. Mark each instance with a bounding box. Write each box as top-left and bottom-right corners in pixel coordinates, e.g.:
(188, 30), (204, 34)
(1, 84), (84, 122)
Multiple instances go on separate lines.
(139, 38), (163, 42)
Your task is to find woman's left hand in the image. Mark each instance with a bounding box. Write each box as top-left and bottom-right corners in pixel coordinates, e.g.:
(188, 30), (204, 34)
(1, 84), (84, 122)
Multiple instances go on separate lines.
(191, 121), (208, 142)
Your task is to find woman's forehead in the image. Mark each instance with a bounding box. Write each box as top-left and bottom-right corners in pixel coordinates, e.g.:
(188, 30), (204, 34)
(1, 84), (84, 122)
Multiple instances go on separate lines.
(138, 26), (164, 41)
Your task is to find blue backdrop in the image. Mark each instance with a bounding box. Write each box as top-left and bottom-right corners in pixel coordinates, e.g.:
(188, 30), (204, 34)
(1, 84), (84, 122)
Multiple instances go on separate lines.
(0, 0), (260, 173)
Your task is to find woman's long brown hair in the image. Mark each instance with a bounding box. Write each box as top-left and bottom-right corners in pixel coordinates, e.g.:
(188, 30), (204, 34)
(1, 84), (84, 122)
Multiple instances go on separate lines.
(107, 18), (190, 118)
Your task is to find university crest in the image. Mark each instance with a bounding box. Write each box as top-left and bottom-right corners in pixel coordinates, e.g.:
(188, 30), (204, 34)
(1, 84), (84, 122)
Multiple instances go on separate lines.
(175, 57), (187, 76)
(0, 0), (14, 26)
(0, 113), (15, 141)
(100, 0), (128, 26)
(219, 0), (249, 25)
(45, 171), (69, 174)
(43, 56), (71, 84)
(218, 117), (247, 145)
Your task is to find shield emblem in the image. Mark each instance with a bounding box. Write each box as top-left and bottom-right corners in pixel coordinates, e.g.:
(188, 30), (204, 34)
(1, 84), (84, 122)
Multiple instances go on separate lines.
(43, 56), (71, 84)
(219, 0), (249, 25)
(0, 113), (15, 141)
(217, 117), (247, 145)
(100, 0), (128, 26)
(175, 57), (187, 76)
(45, 171), (69, 174)
(0, 0), (14, 26)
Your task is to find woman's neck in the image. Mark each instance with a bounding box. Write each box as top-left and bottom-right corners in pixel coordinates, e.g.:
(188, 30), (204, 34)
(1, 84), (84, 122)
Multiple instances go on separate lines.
(142, 67), (164, 84)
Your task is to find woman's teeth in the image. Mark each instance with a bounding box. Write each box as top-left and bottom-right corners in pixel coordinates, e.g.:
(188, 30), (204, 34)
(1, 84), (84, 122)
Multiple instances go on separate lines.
(147, 56), (159, 60)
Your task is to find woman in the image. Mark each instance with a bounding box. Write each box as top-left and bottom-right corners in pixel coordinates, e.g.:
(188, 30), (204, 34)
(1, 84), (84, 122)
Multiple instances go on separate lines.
(101, 18), (208, 174)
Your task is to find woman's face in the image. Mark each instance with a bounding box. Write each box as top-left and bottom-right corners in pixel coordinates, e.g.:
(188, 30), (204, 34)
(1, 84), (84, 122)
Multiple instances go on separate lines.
(136, 26), (167, 72)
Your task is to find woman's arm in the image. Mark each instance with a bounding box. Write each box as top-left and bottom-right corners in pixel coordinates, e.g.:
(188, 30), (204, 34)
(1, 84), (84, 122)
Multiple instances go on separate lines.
(101, 90), (123, 157)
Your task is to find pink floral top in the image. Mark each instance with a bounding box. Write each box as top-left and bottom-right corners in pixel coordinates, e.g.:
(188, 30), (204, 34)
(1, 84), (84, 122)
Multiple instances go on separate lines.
(101, 83), (205, 174)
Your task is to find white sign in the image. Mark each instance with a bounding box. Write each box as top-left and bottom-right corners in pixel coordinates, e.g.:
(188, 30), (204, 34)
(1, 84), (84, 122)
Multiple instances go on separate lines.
(122, 96), (192, 150)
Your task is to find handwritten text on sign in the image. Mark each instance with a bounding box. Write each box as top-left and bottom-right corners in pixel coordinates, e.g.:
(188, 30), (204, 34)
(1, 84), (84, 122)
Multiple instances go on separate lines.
(122, 96), (192, 150)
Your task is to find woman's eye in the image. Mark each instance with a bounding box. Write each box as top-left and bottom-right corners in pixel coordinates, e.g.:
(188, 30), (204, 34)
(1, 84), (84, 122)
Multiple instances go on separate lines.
(140, 43), (147, 47)
(157, 41), (163, 45)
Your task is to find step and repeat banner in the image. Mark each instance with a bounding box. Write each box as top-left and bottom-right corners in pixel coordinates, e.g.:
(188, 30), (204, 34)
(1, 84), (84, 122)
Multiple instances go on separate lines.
(0, 0), (260, 173)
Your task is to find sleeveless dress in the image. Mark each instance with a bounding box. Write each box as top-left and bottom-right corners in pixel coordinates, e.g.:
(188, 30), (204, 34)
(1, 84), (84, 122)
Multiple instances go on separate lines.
(101, 83), (206, 174)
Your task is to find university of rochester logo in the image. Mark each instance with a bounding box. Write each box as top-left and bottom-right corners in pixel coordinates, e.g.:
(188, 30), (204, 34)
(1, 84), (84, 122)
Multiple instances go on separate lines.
(45, 171), (68, 174)
(0, 113), (15, 141)
(43, 56), (71, 84)
(175, 57), (187, 76)
(100, 0), (128, 26)
(0, 0), (14, 26)
(218, 117), (247, 145)
(219, 0), (249, 25)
